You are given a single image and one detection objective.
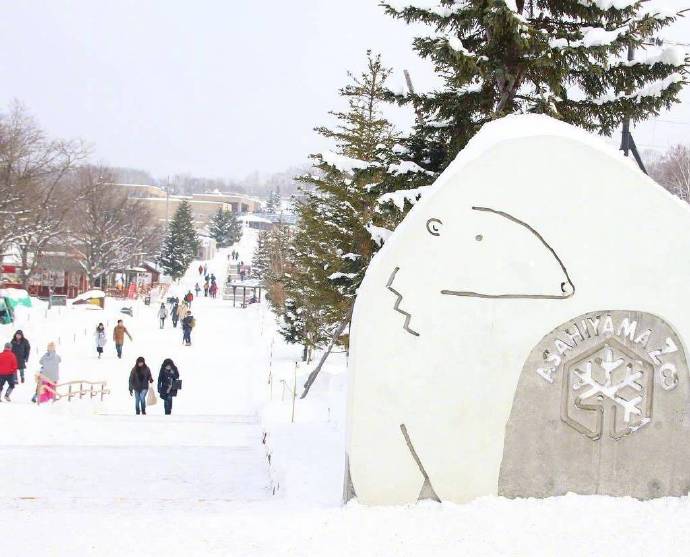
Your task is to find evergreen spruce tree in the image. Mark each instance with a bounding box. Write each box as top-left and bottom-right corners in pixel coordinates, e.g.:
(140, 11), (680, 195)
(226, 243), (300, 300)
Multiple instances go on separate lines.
(382, 1), (687, 175)
(158, 200), (199, 280)
(209, 207), (232, 247)
(228, 209), (243, 244)
(251, 230), (272, 279)
(265, 189), (281, 213)
(278, 51), (415, 358)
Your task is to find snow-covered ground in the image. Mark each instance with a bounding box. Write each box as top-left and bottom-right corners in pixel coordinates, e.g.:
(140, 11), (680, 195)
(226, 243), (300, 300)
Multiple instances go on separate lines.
(3, 228), (690, 556)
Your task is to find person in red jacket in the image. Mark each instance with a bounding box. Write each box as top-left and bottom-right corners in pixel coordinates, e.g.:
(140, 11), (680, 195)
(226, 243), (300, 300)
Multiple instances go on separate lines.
(0, 342), (19, 402)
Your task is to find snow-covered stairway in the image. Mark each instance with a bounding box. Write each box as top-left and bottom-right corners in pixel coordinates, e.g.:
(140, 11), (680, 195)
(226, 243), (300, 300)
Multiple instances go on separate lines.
(0, 409), (272, 503)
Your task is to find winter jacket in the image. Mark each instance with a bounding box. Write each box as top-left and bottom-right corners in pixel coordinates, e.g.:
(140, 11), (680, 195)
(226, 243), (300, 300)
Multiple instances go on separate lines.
(39, 351), (61, 382)
(182, 315), (195, 331)
(158, 366), (180, 397)
(11, 332), (30, 369)
(171, 304), (179, 321)
(176, 305), (186, 320)
(95, 329), (107, 348)
(129, 365), (153, 392)
(113, 324), (132, 344)
(0, 348), (18, 376)
(158, 306), (168, 319)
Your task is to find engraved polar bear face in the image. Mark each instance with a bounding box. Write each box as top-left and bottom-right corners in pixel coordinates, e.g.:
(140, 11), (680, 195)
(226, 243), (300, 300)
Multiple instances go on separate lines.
(389, 204), (574, 322)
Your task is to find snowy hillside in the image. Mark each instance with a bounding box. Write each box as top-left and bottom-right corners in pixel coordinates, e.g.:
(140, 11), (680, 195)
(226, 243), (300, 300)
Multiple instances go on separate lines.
(1, 229), (690, 557)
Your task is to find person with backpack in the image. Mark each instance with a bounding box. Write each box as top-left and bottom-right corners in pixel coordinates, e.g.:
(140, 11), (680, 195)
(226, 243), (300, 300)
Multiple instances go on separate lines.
(157, 358), (180, 415)
(171, 300), (180, 328)
(157, 303), (168, 329)
(181, 311), (195, 346)
(0, 343), (18, 402)
(128, 356), (153, 415)
(209, 282), (218, 299)
(184, 291), (193, 307)
(95, 323), (107, 359)
(113, 320), (133, 359)
(10, 330), (30, 384)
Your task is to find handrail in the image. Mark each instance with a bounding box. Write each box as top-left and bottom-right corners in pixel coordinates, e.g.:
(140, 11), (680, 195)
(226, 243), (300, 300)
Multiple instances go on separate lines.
(36, 374), (110, 404)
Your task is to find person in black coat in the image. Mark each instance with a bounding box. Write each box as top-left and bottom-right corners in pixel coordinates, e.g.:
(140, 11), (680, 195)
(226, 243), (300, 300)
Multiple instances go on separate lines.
(171, 301), (179, 328)
(157, 358), (180, 415)
(10, 330), (30, 384)
(128, 356), (153, 415)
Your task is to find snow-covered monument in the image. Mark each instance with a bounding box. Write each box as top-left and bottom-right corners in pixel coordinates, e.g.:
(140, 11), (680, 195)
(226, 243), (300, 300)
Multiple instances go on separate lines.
(346, 115), (690, 505)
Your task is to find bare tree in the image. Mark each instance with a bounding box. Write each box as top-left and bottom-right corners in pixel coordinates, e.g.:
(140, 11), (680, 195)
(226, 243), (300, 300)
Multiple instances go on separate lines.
(69, 166), (161, 287)
(0, 101), (86, 259)
(649, 145), (690, 202)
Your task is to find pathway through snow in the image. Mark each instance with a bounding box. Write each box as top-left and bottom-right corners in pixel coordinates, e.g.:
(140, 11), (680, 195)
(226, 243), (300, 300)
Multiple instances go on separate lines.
(0, 232), (274, 505)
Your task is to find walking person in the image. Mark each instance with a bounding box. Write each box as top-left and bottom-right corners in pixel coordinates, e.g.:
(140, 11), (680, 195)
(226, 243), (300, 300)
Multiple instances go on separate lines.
(209, 282), (218, 299)
(157, 303), (168, 329)
(203, 282), (209, 297)
(36, 342), (61, 404)
(184, 290), (194, 308)
(157, 358), (180, 415)
(182, 311), (195, 346)
(129, 356), (153, 415)
(95, 323), (107, 359)
(10, 330), (30, 384)
(113, 320), (133, 359)
(198, 264), (203, 275)
(0, 343), (18, 402)
(171, 300), (180, 328)
(194, 283), (201, 297)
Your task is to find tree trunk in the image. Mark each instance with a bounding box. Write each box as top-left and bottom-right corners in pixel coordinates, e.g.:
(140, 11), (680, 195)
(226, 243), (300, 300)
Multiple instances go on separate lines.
(300, 307), (353, 399)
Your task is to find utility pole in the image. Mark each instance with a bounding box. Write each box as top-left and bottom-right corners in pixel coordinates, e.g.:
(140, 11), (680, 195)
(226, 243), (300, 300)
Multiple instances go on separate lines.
(404, 69), (426, 126)
(620, 43), (648, 174)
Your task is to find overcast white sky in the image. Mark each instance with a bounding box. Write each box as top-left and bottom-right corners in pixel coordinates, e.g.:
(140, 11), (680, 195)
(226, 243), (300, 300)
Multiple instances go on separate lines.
(0, 0), (688, 180)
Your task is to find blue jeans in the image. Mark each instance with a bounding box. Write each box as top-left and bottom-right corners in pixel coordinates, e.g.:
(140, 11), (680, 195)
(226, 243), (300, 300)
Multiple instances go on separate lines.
(183, 328), (191, 344)
(163, 394), (173, 415)
(116, 344), (123, 358)
(134, 389), (147, 414)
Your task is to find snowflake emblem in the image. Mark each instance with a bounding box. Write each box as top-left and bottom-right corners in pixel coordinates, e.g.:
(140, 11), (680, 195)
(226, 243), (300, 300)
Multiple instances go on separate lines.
(562, 339), (654, 440)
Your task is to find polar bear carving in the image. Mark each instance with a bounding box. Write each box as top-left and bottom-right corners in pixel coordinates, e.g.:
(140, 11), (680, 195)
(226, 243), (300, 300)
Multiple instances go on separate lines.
(346, 115), (690, 505)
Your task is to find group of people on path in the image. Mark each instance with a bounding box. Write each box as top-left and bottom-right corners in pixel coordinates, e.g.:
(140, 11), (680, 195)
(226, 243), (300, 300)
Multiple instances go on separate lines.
(163, 297), (196, 346)
(0, 330), (62, 404)
(128, 356), (181, 415)
(195, 274), (218, 299)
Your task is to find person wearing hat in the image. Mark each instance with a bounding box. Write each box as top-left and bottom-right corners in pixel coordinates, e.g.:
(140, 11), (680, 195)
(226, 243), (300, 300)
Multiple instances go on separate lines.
(36, 342), (61, 404)
(0, 342), (18, 402)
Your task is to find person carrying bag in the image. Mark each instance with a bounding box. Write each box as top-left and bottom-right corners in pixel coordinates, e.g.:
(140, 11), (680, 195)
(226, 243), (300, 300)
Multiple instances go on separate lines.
(157, 358), (180, 415)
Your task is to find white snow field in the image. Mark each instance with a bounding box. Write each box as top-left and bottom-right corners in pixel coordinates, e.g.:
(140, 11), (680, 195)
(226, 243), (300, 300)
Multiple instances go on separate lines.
(2, 229), (690, 556)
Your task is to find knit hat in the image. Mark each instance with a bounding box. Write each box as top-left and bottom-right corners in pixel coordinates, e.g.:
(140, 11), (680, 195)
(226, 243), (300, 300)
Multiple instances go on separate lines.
(3, 342), (10, 350)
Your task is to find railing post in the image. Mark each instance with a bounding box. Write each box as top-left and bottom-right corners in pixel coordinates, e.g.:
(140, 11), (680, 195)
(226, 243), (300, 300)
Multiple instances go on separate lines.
(79, 383), (83, 399)
(68, 384), (72, 401)
(291, 362), (297, 424)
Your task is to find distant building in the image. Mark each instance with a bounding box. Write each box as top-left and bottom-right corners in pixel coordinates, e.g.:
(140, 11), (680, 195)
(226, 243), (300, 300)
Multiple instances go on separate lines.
(197, 236), (217, 260)
(110, 184), (262, 225)
(1, 253), (88, 298)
